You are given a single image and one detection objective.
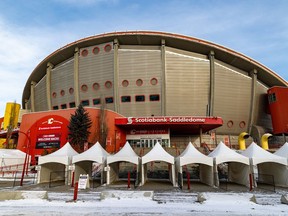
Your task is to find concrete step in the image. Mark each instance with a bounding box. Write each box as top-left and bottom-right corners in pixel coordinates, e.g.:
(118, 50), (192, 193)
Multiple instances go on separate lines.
(153, 192), (197, 203)
(253, 193), (282, 205)
(48, 191), (101, 202)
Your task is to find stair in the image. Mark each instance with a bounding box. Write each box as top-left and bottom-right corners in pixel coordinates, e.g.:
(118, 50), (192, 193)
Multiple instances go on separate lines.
(253, 193), (282, 205)
(153, 192), (197, 204)
(48, 191), (101, 202)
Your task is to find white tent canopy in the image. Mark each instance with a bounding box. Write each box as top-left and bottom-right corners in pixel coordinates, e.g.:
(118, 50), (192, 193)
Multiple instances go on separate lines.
(142, 142), (174, 165)
(37, 142), (79, 185)
(176, 142), (213, 167)
(72, 142), (110, 185)
(107, 141), (139, 165)
(0, 149), (27, 168)
(242, 142), (287, 166)
(208, 142), (250, 187)
(209, 142), (249, 165)
(175, 142), (213, 187)
(274, 142), (288, 159)
(106, 142), (140, 185)
(141, 142), (176, 187)
(72, 142), (109, 164)
(242, 142), (288, 187)
(38, 142), (78, 165)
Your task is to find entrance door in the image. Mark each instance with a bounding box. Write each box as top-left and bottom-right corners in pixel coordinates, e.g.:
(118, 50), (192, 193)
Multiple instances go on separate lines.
(140, 138), (162, 148)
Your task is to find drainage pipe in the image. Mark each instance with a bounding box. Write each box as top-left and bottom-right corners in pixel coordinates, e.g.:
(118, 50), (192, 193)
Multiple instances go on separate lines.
(238, 132), (250, 150)
(261, 133), (272, 150)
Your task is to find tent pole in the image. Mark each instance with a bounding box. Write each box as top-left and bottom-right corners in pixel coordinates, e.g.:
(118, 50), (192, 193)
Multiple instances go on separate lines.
(199, 128), (203, 145)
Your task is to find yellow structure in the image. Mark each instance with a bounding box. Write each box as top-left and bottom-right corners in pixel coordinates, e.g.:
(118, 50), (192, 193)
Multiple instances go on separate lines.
(261, 133), (272, 150)
(238, 132), (250, 150)
(0, 138), (6, 148)
(2, 102), (20, 130)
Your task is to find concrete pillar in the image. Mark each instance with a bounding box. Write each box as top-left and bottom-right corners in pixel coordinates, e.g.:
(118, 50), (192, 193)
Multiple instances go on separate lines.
(30, 81), (36, 112)
(248, 69), (257, 134)
(213, 158), (219, 187)
(46, 62), (54, 110)
(161, 39), (166, 116)
(209, 51), (215, 116)
(74, 47), (80, 106)
(24, 99), (29, 110)
(113, 39), (119, 112)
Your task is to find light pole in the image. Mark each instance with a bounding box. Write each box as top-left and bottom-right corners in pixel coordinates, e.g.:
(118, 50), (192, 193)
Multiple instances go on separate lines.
(19, 130), (31, 186)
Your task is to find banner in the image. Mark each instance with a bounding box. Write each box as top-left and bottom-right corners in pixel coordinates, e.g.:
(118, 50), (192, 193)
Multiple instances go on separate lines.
(36, 133), (61, 149)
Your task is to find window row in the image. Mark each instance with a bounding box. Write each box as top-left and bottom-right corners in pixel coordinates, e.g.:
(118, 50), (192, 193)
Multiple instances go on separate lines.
(51, 78), (159, 98)
(52, 94), (160, 110)
(81, 44), (112, 57)
(121, 94), (160, 102)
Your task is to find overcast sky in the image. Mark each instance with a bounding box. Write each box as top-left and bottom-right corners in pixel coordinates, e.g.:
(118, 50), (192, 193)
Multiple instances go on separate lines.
(0, 0), (287, 117)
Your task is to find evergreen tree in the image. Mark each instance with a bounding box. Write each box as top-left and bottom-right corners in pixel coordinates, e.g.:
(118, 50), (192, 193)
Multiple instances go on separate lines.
(68, 104), (92, 152)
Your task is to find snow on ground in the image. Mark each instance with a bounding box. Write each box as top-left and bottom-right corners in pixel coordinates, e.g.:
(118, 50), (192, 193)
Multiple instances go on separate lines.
(0, 190), (287, 216)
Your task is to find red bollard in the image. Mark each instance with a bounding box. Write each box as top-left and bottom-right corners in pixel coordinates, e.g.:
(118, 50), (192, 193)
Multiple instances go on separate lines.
(73, 182), (78, 201)
(71, 171), (75, 187)
(187, 172), (190, 190)
(249, 173), (253, 191)
(128, 171), (131, 188)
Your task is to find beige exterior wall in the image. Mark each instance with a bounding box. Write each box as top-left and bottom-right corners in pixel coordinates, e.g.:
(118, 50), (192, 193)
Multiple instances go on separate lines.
(118, 47), (162, 117)
(165, 48), (210, 116)
(51, 58), (74, 109)
(213, 61), (251, 135)
(29, 41), (273, 138)
(78, 42), (114, 110)
(34, 76), (48, 112)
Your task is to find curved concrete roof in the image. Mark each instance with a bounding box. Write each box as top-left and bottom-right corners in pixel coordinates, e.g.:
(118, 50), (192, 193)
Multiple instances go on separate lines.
(22, 30), (287, 107)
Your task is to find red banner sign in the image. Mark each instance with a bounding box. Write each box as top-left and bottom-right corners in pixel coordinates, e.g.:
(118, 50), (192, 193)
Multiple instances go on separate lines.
(116, 116), (208, 125)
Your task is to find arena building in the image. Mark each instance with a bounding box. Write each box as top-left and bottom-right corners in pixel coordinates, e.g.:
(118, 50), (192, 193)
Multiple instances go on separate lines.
(16, 31), (287, 164)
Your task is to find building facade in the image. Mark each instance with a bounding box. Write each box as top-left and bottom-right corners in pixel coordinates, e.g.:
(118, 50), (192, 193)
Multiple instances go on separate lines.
(18, 31), (287, 160)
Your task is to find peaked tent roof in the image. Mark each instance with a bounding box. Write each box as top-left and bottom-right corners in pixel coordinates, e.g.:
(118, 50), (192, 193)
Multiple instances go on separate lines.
(176, 142), (213, 166)
(274, 142), (288, 158)
(142, 142), (174, 164)
(38, 142), (79, 165)
(107, 141), (139, 165)
(242, 142), (287, 165)
(0, 149), (26, 158)
(72, 142), (110, 164)
(208, 141), (249, 165)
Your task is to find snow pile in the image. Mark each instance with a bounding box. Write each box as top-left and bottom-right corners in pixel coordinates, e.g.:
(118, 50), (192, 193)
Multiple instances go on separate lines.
(0, 191), (287, 215)
(100, 190), (153, 200)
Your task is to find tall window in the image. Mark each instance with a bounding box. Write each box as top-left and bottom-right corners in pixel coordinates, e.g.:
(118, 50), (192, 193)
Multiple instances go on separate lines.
(150, 94), (160, 101)
(69, 102), (76, 108)
(61, 104), (67, 109)
(93, 98), (101, 105)
(105, 97), (114, 104)
(121, 96), (131, 103)
(81, 100), (90, 106)
(135, 95), (145, 102)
